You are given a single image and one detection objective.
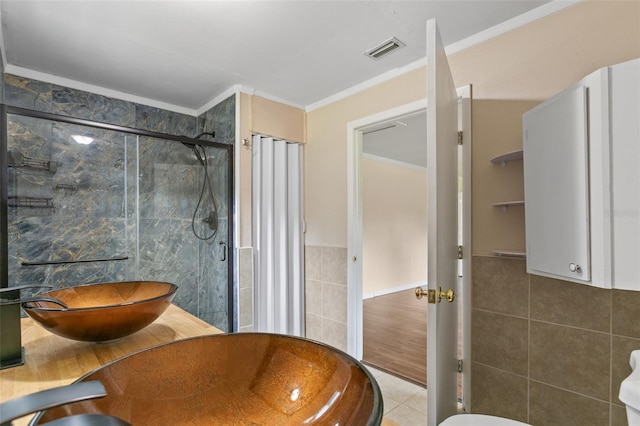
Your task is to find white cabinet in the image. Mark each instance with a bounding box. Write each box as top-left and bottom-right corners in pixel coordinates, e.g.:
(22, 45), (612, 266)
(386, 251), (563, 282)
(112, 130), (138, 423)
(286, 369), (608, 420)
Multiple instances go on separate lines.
(523, 58), (640, 290)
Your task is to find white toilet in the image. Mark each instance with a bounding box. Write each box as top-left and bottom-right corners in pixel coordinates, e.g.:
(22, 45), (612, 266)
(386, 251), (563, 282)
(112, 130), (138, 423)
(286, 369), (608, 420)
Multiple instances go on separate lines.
(439, 413), (530, 425)
(619, 350), (640, 425)
(441, 349), (640, 426)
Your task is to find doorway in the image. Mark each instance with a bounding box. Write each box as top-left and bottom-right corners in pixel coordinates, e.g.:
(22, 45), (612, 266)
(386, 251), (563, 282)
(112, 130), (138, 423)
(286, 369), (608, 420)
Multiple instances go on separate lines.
(360, 111), (428, 385)
(347, 92), (471, 408)
(346, 99), (427, 357)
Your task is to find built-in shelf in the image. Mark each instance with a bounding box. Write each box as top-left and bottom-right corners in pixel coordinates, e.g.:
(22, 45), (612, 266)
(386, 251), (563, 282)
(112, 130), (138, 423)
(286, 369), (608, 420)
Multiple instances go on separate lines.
(8, 196), (54, 209)
(492, 249), (526, 258)
(490, 150), (523, 165)
(491, 150), (526, 258)
(493, 201), (524, 212)
(54, 183), (78, 193)
(7, 151), (58, 173)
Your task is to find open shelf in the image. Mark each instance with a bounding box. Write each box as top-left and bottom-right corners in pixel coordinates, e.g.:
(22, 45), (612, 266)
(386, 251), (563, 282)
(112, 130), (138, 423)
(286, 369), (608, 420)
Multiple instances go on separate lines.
(490, 150), (523, 165)
(8, 196), (54, 209)
(492, 200), (524, 212)
(492, 249), (526, 258)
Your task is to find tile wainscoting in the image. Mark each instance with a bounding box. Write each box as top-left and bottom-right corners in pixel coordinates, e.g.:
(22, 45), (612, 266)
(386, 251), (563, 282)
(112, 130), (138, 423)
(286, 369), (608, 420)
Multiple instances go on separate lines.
(471, 255), (640, 426)
(305, 245), (348, 352)
(238, 247), (254, 332)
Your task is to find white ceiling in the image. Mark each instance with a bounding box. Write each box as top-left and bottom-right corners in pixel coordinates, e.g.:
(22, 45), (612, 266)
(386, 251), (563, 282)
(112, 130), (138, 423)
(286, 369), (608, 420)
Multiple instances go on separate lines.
(363, 111), (427, 168)
(0, 0), (556, 114)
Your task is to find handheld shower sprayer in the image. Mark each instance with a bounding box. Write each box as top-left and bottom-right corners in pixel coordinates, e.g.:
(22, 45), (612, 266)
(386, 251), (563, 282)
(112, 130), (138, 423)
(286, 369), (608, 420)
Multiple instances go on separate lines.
(183, 131), (219, 241)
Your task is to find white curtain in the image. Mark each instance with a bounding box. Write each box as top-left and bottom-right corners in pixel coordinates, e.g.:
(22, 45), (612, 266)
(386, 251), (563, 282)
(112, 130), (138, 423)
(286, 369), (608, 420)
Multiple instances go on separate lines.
(252, 135), (304, 336)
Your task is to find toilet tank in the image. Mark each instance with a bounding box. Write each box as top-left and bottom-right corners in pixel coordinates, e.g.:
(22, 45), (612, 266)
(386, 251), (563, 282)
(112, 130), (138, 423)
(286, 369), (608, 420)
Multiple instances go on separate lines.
(619, 350), (640, 424)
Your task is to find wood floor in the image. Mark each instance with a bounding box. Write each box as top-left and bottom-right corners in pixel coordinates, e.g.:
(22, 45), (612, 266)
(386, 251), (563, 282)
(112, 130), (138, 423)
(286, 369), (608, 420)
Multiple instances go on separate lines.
(362, 288), (427, 386)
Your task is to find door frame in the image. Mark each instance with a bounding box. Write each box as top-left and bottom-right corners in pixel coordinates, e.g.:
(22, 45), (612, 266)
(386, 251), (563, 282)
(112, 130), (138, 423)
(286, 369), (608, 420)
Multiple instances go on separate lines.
(347, 98), (427, 361)
(346, 91), (471, 407)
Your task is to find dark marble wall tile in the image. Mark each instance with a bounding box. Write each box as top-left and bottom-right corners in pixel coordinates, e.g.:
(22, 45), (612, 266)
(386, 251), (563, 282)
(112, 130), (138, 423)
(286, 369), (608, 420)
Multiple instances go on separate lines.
(530, 320), (610, 401)
(531, 274), (611, 332)
(472, 309), (528, 375)
(0, 57), (4, 101)
(195, 95), (235, 329)
(52, 85), (136, 127)
(470, 363), (528, 423)
(197, 95), (235, 145)
(530, 381), (610, 426)
(135, 104), (196, 136)
(52, 261), (127, 288)
(3, 74), (52, 111)
(4, 73), (234, 329)
(472, 256), (528, 317)
(198, 220), (229, 331)
(138, 218), (199, 313)
(612, 289), (640, 339)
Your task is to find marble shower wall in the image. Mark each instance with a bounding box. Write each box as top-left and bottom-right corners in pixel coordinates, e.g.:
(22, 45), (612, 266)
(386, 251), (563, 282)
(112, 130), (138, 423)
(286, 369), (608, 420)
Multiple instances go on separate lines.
(196, 95), (235, 328)
(3, 74), (236, 331)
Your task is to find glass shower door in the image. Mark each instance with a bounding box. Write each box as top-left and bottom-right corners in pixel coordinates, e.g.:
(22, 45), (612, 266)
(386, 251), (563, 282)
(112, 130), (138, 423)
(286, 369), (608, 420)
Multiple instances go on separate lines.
(3, 108), (234, 332)
(6, 114), (130, 290)
(136, 136), (231, 331)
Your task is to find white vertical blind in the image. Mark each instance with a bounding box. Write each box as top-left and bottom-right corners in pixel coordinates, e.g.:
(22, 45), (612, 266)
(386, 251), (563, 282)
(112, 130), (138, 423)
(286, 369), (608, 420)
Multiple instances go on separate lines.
(252, 135), (304, 336)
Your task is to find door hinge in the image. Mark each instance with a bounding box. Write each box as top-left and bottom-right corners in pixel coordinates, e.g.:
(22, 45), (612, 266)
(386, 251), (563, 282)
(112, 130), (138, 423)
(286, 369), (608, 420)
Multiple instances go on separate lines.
(457, 245), (463, 259)
(457, 359), (463, 373)
(457, 131), (463, 145)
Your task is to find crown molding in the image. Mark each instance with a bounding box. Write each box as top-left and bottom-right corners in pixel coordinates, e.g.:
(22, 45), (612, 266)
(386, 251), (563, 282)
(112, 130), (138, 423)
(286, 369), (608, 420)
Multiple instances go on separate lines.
(195, 85), (241, 116)
(236, 85), (305, 110)
(306, 0), (581, 113)
(445, 0), (581, 55)
(3, 64), (197, 116)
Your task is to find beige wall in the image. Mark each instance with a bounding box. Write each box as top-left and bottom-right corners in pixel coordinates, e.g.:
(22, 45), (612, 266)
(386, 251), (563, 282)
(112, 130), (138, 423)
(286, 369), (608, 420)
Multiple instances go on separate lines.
(251, 95), (306, 144)
(305, 68), (426, 247)
(362, 157), (427, 295)
(306, 0), (640, 255)
(304, 1), (640, 423)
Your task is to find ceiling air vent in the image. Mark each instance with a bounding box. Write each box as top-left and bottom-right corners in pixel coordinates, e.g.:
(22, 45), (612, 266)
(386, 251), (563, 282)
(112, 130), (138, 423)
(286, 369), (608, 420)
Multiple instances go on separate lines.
(364, 37), (405, 60)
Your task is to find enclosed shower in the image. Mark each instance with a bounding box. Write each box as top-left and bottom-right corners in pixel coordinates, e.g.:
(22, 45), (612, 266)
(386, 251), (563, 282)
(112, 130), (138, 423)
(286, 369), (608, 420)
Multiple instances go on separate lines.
(1, 106), (234, 332)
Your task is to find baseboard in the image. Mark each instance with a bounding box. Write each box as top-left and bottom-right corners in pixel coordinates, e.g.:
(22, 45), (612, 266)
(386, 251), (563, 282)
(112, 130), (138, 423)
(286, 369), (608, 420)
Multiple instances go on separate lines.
(363, 281), (427, 300)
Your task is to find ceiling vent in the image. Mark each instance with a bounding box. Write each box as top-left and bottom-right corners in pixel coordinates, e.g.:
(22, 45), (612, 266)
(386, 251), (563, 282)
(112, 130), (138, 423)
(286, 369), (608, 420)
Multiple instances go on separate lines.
(364, 37), (405, 60)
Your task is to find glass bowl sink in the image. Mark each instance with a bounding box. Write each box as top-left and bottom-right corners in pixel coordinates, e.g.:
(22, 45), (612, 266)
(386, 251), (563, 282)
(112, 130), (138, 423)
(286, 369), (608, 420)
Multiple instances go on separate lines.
(31, 333), (383, 425)
(22, 281), (178, 342)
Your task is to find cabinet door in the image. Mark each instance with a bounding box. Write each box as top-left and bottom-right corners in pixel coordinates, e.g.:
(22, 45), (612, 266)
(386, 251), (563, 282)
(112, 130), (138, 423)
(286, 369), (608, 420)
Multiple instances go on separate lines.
(523, 85), (591, 282)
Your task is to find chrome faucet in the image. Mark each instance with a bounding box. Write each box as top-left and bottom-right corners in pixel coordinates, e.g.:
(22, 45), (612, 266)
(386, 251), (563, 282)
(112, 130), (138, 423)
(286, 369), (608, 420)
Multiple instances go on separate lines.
(0, 285), (55, 369)
(0, 381), (131, 425)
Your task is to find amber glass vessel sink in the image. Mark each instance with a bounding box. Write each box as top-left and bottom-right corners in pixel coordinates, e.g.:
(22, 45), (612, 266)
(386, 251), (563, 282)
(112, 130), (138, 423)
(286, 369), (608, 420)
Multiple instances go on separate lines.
(32, 333), (383, 425)
(22, 281), (178, 342)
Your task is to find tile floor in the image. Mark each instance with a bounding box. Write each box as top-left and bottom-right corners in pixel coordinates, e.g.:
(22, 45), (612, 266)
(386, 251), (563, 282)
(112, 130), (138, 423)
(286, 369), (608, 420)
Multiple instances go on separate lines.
(366, 366), (428, 426)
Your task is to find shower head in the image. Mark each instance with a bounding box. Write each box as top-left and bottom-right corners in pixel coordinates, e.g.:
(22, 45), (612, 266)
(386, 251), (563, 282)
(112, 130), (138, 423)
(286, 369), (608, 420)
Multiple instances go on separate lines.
(180, 131), (216, 149)
(194, 132), (215, 140)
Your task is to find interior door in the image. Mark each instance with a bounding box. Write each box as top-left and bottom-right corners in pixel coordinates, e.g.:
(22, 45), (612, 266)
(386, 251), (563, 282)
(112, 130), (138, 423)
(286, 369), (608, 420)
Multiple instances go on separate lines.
(426, 19), (460, 425)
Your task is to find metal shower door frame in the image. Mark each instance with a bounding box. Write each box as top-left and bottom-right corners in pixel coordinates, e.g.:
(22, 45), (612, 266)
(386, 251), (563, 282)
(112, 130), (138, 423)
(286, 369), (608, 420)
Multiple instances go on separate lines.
(0, 104), (235, 332)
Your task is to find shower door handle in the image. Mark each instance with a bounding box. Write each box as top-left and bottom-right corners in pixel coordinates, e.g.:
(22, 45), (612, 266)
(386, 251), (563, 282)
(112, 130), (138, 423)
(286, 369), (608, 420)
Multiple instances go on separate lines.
(219, 241), (227, 262)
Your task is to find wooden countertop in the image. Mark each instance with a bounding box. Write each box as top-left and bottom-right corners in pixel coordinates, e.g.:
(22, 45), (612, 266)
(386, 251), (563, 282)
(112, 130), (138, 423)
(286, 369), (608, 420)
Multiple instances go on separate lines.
(0, 304), (222, 425)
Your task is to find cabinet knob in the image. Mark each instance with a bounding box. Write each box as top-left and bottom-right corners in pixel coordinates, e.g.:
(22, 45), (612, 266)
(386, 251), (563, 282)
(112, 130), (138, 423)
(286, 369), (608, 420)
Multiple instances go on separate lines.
(569, 263), (582, 273)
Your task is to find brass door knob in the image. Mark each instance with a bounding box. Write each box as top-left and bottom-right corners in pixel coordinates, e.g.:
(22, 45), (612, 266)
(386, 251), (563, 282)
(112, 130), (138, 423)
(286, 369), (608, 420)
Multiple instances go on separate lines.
(415, 287), (456, 304)
(441, 288), (456, 303)
(415, 287), (429, 300)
